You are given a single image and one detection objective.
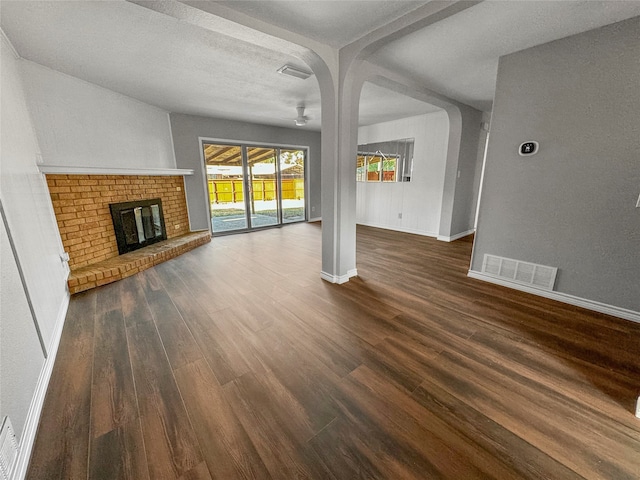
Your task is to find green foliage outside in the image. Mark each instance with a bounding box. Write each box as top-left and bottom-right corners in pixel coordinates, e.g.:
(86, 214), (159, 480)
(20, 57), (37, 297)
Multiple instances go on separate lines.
(366, 157), (396, 172)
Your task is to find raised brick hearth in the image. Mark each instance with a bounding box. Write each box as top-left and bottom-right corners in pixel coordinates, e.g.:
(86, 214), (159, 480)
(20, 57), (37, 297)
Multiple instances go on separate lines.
(46, 173), (211, 293)
(67, 231), (211, 294)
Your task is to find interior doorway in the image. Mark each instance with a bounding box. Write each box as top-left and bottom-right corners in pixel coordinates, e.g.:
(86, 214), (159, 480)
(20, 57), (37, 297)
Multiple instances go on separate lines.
(202, 142), (306, 234)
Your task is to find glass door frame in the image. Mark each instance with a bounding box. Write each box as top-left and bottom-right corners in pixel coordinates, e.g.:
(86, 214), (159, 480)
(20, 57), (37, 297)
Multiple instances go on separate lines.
(199, 137), (309, 236)
(245, 145), (280, 230)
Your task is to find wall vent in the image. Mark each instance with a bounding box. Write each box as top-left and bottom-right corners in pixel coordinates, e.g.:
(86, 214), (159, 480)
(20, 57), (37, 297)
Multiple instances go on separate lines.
(0, 417), (18, 480)
(482, 254), (557, 291)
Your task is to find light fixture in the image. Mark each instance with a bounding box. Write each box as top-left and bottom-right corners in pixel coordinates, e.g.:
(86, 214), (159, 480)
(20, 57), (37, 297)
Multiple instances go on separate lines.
(295, 106), (307, 127)
(277, 64), (313, 80)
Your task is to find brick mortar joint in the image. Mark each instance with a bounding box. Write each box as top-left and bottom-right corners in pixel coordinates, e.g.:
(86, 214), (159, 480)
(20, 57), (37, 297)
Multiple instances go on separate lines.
(48, 174), (189, 268)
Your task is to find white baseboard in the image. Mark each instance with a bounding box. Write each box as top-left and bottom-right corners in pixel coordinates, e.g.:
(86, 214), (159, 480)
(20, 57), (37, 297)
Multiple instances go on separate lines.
(321, 268), (358, 284)
(437, 229), (475, 242)
(12, 291), (70, 480)
(468, 270), (640, 324)
(356, 221), (437, 238)
(307, 217), (322, 223)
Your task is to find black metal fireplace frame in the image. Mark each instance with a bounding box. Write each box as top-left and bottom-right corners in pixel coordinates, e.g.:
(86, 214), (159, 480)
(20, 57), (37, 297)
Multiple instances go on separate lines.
(109, 198), (167, 255)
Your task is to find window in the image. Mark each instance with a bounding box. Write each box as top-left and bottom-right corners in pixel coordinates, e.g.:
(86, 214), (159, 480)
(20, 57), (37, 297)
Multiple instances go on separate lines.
(356, 138), (414, 183)
(382, 157), (397, 182)
(368, 155), (381, 181)
(356, 155), (367, 182)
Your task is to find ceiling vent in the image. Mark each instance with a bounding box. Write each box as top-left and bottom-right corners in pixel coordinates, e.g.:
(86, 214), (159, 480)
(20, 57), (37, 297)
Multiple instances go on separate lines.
(277, 64), (313, 80)
(482, 254), (558, 291)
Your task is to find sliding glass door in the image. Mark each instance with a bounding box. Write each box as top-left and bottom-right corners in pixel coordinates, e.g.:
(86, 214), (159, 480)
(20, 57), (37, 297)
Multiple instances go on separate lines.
(203, 142), (306, 234)
(247, 147), (279, 228)
(204, 144), (248, 233)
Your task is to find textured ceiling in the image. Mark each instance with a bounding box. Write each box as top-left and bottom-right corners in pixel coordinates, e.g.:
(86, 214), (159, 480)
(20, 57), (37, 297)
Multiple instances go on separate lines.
(216, 0), (429, 48)
(0, 1), (323, 128)
(359, 82), (442, 126)
(371, 1), (640, 111)
(2, 1), (639, 130)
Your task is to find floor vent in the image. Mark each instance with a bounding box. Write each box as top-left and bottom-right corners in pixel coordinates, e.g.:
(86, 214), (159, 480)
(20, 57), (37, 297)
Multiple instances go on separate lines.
(482, 254), (557, 291)
(0, 417), (18, 480)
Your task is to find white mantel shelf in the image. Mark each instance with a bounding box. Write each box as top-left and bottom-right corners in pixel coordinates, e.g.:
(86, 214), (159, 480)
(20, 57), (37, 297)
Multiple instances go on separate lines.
(38, 165), (194, 176)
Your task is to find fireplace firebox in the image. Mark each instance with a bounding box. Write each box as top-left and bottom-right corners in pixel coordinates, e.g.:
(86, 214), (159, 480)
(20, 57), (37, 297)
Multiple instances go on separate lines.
(109, 198), (167, 255)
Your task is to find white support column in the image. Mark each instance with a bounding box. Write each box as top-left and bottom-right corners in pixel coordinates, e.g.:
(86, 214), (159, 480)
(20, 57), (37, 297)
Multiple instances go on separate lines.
(130, 0), (480, 284)
(318, 53), (361, 283)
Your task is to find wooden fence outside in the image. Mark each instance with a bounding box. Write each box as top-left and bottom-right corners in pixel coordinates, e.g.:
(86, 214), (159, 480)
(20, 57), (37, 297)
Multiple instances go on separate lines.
(208, 179), (304, 204)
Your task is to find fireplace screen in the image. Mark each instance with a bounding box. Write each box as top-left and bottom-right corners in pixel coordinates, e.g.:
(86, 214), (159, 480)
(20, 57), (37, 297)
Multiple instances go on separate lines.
(110, 198), (167, 254)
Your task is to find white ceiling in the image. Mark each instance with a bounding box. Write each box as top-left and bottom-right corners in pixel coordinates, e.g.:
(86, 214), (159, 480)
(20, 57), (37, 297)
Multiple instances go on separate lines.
(213, 0), (429, 48)
(359, 82), (442, 126)
(0, 1), (324, 128)
(371, 1), (640, 111)
(2, 1), (639, 130)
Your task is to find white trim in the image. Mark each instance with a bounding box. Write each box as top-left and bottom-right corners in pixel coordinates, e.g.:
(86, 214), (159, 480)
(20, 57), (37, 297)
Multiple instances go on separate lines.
(474, 130), (490, 230)
(320, 268), (358, 284)
(12, 291), (70, 480)
(437, 229), (475, 242)
(356, 221), (438, 238)
(468, 270), (640, 324)
(37, 165), (193, 176)
(307, 217), (322, 223)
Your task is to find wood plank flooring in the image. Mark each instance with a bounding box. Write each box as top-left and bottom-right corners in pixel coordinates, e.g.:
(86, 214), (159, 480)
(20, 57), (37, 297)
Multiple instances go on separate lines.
(27, 223), (640, 479)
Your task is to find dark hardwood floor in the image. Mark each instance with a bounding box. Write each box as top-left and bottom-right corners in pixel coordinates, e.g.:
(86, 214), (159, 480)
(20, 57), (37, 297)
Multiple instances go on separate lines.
(27, 222), (640, 479)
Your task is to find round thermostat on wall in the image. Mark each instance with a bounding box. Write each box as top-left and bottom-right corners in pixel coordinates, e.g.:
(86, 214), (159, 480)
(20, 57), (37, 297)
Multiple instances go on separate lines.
(519, 141), (539, 156)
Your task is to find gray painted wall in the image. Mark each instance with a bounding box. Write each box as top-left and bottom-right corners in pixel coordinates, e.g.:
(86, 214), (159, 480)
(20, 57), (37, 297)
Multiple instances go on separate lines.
(170, 113), (322, 232)
(471, 17), (640, 312)
(436, 104), (485, 239)
(449, 105), (485, 235)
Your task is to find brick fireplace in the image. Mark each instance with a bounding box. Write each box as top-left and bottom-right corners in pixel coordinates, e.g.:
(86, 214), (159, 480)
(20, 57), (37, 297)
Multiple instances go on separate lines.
(46, 174), (210, 293)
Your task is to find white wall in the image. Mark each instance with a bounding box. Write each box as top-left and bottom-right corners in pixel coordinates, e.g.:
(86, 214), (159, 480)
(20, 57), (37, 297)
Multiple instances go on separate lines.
(357, 112), (449, 236)
(1, 37), (68, 354)
(19, 60), (176, 170)
(0, 214), (45, 442)
(1, 32), (69, 469)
